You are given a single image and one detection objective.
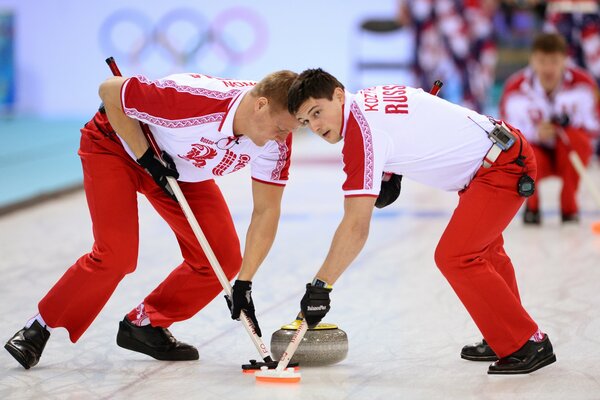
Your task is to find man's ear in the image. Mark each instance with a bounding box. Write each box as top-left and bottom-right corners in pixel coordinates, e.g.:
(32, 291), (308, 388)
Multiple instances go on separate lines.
(255, 96), (269, 112)
(334, 87), (345, 104)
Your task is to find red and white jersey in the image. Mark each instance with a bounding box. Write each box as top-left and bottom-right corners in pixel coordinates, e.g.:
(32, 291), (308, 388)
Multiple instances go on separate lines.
(500, 65), (600, 146)
(340, 86), (494, 196)
(119, 73), (292, 185)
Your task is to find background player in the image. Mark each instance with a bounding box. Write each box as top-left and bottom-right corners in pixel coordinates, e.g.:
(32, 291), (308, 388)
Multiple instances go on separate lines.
(500, 32), (600, 224)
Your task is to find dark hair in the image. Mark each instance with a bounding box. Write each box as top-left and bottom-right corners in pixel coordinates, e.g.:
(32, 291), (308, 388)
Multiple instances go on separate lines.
(287, 68), (345, 114)
(532, 33), (568, 54)
(252, 70), (298, 113)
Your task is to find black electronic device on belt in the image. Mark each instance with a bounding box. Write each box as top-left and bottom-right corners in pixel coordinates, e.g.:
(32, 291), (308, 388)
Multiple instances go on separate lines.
(488, 122), (516, 151)
(471, 117), (535, 197)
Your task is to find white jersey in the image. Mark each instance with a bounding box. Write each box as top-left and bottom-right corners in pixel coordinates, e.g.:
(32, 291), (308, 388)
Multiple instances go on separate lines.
(340, 86), (495, 196)
(119, 73), (292, 185)
(500, 65), (600, 146)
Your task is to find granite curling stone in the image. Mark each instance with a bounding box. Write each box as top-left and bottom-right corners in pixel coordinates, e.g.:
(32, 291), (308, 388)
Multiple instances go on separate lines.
(270, 319), (348, 366)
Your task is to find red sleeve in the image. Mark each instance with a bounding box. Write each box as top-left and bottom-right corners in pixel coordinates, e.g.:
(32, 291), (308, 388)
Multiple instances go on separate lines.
(499, 70), (526, 120)
(341, 106), (375, 193)
(567, 66), (600, 129)
(275, 133), (293, 181)
(250, 134), (293, 185)
(120, 76), (233, 123)
(567, 66), (597, 88)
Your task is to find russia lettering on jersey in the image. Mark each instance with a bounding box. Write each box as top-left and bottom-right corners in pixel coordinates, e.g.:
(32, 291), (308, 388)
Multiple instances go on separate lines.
(119, 73), (292, 185)
(361, 85), (410, 114)
(382, 85), (410, 114)
(339, 88), (496, 195)
(187, 73), (256, 88)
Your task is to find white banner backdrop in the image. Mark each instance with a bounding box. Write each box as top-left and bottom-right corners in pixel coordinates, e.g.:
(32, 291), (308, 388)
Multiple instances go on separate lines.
(0, 0), (415, 116)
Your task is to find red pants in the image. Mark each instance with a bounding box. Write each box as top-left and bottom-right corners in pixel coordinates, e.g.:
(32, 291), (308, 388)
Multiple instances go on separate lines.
(526, 128), (593, 215)
(38, 113), (241, 342)
(435, 132), (539, 358)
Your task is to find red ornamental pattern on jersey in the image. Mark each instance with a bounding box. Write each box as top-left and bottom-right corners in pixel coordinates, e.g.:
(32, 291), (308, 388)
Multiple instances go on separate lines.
(136, 75), (242, 100)
(271, 141), (289, 181)
(232, 154), (251, 172)
(212, 149), (237, 176)
(178, 144), (218, 168)
(123, 75), (240, 128)
(350, 102), (374, 190)
(126, 109), (225, 129)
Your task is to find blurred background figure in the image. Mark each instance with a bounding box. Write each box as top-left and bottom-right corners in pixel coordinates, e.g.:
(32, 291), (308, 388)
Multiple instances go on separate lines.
(500, 32), (600, 225)
(543, 0), (600, 156)
(396, 0), (499, 112)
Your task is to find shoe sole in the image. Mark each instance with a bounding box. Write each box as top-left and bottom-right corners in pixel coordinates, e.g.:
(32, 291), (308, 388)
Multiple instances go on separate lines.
(461, 353), (498, 362)
(488, 353), (556, 375)
(4, 343), (33, 370)
(116, 331), (199, 361)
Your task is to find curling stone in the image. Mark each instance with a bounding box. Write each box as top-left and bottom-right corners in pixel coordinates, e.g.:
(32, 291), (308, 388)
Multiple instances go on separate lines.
(270, 319), (348, 366)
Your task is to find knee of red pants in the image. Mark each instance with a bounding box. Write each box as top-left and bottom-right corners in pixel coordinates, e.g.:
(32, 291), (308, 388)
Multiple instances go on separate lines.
(434, 235), (490, 278)
(185, 223), (242, 280)
(531, 145), (554, 179)
(564, 127), (594, 161)
(434, 240), (461, 277)
(186, 246), (241, 280)
(87, 239), (138, 275)
(559, 181), (580, 214)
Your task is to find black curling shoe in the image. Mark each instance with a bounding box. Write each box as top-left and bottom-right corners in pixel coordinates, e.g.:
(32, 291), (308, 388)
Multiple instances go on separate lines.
(5, 320), (51, 369)
(116, 317), (199, 361)
(488, 334), (556, 375)
(460, 339), (498, 361)
(561, 213), (579, 223)
(523, 208), (541, 225)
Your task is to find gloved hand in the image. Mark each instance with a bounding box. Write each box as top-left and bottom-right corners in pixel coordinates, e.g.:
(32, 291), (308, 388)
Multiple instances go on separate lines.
(551, 114), (570, 128)
(137, 147), (180, 200)
(300, 283), (332, 328)
(375, 173), (402, 209)
(225, 280), (262, 337)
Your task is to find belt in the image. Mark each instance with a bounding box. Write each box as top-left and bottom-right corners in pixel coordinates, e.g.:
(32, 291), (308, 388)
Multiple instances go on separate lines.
(482, 143), (503, 168)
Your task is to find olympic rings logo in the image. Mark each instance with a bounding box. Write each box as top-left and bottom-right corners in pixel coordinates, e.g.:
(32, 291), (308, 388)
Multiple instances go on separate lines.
(99, 7), (268, 76)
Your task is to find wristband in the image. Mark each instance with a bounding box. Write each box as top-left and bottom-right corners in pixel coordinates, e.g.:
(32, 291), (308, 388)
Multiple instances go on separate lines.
(311, 278), (333, 289)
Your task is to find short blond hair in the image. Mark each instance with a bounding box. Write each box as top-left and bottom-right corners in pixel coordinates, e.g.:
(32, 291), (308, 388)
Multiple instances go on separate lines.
(252, 70), (298, 113)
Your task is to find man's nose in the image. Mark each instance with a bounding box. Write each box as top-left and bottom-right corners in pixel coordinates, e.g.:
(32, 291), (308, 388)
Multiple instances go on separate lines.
(311, 121), (322, 133)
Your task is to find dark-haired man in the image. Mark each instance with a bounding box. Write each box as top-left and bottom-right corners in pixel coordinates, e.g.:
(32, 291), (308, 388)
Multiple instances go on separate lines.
(286, 68), (555, 375)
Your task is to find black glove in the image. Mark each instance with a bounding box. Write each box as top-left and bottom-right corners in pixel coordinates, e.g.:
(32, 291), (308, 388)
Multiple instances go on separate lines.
(551, 114), (570, 128)
(225, 280), (262, 337)
(300, 283), (332, 328)
(137, 147), (180, 200)
(375, 173), (402, 209)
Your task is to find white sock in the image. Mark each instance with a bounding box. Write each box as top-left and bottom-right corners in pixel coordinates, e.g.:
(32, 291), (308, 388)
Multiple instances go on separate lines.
(128, 303), (151, 327)
(530, 329), (545, 342)
(25, 313), (53, 333)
